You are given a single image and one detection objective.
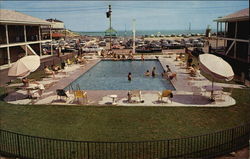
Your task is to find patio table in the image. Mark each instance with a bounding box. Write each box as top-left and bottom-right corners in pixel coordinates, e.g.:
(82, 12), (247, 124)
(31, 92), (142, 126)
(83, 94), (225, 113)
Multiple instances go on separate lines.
(110, 95), (118, 105)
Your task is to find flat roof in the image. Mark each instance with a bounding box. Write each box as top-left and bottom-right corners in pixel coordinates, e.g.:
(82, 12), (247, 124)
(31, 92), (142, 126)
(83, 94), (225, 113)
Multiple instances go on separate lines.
(0, 9), (51, 25)
(46, 18), (63, 23)
(215, 8), (249, 22)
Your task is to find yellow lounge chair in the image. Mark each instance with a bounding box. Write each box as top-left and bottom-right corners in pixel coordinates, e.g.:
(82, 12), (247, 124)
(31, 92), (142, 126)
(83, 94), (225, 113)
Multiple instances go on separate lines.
(74, 90), (88, 104)
(67, 59), (73, 66)
(158, 90), (173, 103)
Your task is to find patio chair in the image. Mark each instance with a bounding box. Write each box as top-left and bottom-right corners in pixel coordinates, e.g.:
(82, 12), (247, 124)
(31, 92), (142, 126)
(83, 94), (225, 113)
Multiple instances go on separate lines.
(212, 90), (225, 102)
(25, 84), (45, 99)
(66, 59), (73, 66)
(158, 90), (173, 103)
(56, 89), (68, 100)
(192, 86), (203, 96)
(73, 90), (88, 104)
(128, 90), (142, 103)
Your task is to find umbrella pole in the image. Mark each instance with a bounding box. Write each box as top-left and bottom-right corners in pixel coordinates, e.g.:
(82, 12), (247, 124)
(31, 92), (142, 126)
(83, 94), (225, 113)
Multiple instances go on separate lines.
(211, 78), (214, 100)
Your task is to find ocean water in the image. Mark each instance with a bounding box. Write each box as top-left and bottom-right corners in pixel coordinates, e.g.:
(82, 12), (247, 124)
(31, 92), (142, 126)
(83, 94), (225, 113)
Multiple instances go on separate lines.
(77, 29), (211, 37)
(65, 60), (175, 91)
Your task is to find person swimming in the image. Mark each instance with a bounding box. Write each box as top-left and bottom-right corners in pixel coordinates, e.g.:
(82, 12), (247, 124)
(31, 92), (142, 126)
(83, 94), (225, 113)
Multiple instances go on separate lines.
(144, 70), (150, 76)
(128, 72), (132, 81)
(152, 67), (156, 77)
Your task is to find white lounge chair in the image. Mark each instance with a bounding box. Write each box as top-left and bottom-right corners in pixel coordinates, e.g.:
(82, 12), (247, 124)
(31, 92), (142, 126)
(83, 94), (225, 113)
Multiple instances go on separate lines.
(192, 86), (203, 96)
(128, 90), (142, 103)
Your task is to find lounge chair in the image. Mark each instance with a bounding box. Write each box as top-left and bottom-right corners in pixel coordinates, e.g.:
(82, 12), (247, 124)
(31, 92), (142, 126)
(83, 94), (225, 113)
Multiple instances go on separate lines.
(212, 90), (225, 102)
(158, 90), (173, 103)
(56, 89), (68, 100)
(26, 84), (45, 99)
(189, 70), (197, 77)
(44, 67), (56, 79)
(128, 90), (142, 103)
(66, 59), (73, 66)
(192, 86), (203, 97)
(73, 90), (88, 104)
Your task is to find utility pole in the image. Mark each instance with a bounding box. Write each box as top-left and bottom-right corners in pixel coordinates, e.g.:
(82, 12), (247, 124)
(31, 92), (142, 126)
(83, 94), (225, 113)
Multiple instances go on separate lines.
(106, 5), (112, 51)
(132, 19), (136, 54)
(189, 22), (191, 34)
(124, 24), (127, 37)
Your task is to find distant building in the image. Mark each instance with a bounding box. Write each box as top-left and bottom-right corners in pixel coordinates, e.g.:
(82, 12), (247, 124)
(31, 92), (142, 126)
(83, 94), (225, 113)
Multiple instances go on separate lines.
(212, 8), (249, 82)
(46, 18), (65, 30)
(0, 9), (52, 67)
(45, 18), (65, 40)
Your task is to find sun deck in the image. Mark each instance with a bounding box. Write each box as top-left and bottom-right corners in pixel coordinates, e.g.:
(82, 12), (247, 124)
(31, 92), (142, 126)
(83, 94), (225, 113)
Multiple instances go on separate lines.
(4, 53), (245, 107)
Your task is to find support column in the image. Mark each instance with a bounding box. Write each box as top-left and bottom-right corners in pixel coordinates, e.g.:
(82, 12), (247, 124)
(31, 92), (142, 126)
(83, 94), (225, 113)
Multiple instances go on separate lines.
(38, 25), (42, 56)
(24, 25), (27, 56)
(220, 22), (223, 35)
(234, 22), (237, 58)
(5, 24), (10, 66)
(50, 25), (53, 55)
(225, 22), (228, 47)
(216, 22), (218, 49)
(224, 22), (226, 49)
(248, 42), (250, 63)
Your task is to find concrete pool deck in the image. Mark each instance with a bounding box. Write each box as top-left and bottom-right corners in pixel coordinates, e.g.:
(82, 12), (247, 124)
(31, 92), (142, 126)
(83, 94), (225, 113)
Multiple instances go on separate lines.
(4, 53), (245, 107)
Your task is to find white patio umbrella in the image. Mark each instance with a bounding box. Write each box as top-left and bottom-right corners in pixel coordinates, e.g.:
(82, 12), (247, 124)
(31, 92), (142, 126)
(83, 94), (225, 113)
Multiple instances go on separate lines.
(199, 54), (234, 99)
(8, 55), (40, 78)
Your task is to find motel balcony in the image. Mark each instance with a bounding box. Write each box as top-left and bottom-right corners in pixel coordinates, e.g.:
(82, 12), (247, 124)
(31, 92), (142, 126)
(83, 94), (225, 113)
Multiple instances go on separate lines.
(210, 47), (249, 63)
(215, 21), (249, 40)
(0, 24), (52, 46)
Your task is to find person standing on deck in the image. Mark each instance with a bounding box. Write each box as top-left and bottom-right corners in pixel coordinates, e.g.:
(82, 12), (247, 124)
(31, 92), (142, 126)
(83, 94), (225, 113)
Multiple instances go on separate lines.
(166, 65), (172, 72)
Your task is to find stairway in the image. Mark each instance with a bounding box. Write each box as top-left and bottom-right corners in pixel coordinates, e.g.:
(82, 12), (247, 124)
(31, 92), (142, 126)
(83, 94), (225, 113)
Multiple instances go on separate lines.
(20, 45), (37, 55)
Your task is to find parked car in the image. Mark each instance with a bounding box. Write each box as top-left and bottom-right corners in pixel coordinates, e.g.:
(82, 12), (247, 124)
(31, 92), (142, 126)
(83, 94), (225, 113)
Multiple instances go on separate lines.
(193, 40), (204, 47)
(98, 41), (106, 47)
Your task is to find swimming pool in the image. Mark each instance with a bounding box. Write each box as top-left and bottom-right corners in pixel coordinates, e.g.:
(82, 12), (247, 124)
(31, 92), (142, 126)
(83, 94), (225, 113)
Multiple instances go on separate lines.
(65, 60), (175, 91)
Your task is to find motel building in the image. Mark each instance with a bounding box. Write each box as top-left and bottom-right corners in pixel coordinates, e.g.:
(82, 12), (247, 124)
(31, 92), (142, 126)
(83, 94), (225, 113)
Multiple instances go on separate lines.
(0, 10), (53, 84)
(211, 8), (250, 84)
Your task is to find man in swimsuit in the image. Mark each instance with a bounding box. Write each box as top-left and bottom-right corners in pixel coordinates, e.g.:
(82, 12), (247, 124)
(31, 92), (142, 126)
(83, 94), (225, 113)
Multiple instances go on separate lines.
(152, 67), (156, 77)
(128, 72), (132, 81)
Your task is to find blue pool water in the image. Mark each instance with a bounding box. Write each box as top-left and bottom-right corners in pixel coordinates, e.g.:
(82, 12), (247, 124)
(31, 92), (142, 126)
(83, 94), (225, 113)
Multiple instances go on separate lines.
(65, 60), (175, 91)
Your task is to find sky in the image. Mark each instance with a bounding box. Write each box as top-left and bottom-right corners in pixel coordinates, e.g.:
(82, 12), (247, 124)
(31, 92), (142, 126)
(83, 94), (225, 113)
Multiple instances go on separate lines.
(0, 1), (248, 32)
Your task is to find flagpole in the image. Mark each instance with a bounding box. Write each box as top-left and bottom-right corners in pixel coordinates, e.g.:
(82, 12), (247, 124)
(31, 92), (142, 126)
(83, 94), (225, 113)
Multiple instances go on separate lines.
(132, 19), (136, 54)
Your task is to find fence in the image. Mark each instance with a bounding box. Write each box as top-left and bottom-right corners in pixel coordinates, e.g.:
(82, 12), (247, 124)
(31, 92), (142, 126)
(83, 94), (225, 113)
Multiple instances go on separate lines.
(1, 123), (249, 159)
(39, 52), (76, 71)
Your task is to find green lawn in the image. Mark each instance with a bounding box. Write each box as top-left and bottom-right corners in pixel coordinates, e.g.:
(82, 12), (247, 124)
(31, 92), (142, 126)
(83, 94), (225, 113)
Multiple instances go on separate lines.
(0, 86), (249, 142)
(1, 54), (249, 142)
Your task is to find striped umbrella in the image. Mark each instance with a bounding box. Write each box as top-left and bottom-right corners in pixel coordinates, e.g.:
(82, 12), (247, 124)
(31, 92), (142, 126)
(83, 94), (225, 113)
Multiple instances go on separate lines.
(8, 55), (40, 78)
(199, 54), (234, 99)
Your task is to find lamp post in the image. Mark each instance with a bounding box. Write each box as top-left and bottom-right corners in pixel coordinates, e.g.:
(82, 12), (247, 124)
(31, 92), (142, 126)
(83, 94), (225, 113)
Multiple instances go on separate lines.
(106, 5), (112, 51)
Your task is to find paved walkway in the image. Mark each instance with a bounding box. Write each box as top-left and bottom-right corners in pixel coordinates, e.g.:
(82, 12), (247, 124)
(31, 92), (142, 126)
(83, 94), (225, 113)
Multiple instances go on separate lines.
(4, 53), (245, 107)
